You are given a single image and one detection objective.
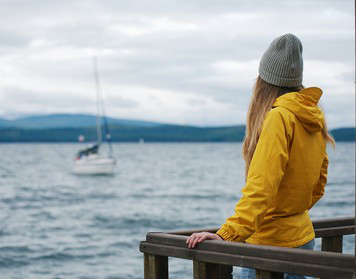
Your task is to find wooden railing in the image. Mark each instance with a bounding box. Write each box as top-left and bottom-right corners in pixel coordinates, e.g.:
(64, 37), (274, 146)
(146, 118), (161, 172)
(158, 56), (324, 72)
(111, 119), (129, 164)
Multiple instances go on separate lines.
(139, 216), (355, 279)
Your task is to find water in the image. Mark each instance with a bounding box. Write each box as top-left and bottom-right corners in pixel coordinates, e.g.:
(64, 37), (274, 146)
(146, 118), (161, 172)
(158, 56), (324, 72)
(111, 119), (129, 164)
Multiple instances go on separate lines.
(0, 143), (354, 278)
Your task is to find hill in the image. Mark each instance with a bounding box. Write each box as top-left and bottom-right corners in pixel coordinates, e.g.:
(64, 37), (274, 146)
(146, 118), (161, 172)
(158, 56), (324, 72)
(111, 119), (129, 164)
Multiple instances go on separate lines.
(0, 114), (354, 142)
(329, 128), (355, 142)
(0, 124), (246, 142)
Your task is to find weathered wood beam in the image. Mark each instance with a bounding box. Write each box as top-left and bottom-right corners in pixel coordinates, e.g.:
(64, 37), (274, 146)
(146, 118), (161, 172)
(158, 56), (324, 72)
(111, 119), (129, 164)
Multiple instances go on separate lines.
(316, 226), (354, 237)
(141, 217), (355, 278)
(193, 261), (232, 279)
(144, 253), (168, 279)
(256, 269), (284, 279)
(322, 235), (343, 253)
(312, 216), (355, 229)
(320, 236), (343, 279)
(140, 242), (353, 278)
(145, 233), (353, 268)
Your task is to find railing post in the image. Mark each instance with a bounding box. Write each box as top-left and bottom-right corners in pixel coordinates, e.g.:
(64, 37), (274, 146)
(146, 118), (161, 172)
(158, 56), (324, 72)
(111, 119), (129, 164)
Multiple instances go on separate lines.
(321, 236), (343, 279)
(144, 253), (168, 279)
(256, 270), (284, 279)
(322, 235), (343, 253)
(193, 261), (232, 279)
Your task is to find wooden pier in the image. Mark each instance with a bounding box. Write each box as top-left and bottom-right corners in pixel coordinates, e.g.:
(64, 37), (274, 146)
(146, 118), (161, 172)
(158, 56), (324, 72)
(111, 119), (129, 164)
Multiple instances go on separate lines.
(140, 216), (355, 278)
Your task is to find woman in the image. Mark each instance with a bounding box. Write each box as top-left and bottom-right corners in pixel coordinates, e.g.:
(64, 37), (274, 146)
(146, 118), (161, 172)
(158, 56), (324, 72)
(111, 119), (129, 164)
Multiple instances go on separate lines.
(186, 33), (335, 279)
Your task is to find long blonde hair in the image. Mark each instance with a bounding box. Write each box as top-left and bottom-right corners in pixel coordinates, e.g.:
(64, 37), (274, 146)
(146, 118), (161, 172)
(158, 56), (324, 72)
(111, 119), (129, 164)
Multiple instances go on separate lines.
(242, 76), (335, 179)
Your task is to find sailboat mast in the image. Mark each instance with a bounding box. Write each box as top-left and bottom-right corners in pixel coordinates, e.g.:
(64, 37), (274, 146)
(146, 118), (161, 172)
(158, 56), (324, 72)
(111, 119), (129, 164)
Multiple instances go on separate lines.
(93, 56), (102, 144)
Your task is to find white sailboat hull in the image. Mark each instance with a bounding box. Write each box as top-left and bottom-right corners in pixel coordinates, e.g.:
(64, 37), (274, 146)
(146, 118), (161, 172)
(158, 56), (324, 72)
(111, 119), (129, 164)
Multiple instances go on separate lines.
(73, 154), (115, 175)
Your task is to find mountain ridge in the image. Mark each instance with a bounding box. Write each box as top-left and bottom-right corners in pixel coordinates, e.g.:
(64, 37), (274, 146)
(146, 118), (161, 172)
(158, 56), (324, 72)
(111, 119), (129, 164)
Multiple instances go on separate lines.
(0, 114), (354, 142)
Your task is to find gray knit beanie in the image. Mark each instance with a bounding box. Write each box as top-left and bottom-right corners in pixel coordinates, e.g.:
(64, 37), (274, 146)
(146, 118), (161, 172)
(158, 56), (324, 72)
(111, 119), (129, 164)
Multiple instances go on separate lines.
(259, 33), (303, 87)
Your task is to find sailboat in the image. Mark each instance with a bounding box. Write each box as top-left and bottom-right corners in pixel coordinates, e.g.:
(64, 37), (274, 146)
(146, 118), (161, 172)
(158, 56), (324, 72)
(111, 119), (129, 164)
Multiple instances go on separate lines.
(73, 57), (116, 175)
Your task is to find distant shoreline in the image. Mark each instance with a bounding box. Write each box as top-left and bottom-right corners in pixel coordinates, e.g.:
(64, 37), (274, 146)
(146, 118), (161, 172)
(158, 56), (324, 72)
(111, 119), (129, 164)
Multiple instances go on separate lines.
(0, 114), (354, 142)
(0, 126), (354, 143)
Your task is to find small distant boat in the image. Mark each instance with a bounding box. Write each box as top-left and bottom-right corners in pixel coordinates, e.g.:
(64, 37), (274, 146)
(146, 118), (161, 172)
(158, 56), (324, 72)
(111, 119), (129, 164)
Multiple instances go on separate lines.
(73, 57), (115, 175)
(73, 143), (115, 175)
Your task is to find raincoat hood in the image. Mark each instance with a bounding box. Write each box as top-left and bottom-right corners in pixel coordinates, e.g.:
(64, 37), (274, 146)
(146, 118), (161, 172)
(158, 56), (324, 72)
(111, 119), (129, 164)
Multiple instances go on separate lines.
(272, 87), (324, 133)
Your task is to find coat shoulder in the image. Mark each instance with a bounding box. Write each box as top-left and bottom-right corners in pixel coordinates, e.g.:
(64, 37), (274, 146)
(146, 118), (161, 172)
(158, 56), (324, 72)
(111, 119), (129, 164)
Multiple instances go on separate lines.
(266, 107), (295, 140)
(269, 106), (292, 116)
(268, 106), (295, 124)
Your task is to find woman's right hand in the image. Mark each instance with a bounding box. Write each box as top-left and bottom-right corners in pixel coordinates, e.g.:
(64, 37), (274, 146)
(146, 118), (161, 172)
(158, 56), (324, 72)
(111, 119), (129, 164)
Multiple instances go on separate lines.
(186, 232), (223, 248)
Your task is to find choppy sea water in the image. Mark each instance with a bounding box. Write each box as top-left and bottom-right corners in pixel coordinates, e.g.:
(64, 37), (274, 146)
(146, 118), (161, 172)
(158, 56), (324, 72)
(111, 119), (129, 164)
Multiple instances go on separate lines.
(0, 143), (354, 279)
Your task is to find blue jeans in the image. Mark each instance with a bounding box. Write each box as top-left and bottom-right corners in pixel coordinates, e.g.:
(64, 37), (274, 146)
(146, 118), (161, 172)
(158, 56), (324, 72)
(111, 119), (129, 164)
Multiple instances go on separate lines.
(240, 239), (315, 279)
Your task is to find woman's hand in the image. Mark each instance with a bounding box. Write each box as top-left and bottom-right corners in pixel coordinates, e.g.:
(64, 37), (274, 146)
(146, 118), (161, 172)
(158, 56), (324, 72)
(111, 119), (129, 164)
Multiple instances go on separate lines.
(186, 232), (223, 248)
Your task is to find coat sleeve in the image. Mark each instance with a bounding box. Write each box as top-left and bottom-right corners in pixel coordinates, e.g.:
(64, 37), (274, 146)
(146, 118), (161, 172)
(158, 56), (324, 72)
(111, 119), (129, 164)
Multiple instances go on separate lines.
(216, 109), (290, 242)
(309, 152), (328, 210)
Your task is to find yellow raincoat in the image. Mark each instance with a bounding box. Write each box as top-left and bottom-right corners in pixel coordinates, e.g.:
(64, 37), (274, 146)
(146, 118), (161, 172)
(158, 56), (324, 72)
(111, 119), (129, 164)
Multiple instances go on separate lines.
(216, 87), (328, 247)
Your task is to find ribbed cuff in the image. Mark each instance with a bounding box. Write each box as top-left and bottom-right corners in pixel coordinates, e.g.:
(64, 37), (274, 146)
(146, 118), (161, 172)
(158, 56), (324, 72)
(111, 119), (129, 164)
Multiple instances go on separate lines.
(216, 228), (234, 241)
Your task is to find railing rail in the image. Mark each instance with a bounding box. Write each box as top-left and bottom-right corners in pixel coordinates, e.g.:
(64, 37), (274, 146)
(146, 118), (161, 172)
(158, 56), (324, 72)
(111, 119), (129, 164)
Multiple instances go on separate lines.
(140, 216), (355, 279)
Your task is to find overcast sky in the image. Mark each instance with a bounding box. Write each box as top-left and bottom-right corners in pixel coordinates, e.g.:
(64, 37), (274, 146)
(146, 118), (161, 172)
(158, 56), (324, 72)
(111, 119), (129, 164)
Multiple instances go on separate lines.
(0, 0), (354, 128)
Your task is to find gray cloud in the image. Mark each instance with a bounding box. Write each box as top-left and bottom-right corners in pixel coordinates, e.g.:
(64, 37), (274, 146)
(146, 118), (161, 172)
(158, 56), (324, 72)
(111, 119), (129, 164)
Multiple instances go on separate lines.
(0, 0), (354, 128)
(0, 86), (138, 116)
